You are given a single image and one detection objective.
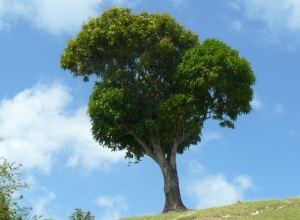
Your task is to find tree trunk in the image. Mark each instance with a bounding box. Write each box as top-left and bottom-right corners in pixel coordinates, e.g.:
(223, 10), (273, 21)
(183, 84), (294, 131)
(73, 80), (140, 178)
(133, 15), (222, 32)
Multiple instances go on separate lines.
(159, 160), (188, 213)
(131, 131), (188, 213)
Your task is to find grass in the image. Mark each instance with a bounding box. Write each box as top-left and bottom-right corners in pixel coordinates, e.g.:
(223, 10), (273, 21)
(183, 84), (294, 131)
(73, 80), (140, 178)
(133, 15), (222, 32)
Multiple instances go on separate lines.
(121, 197), (300, 220)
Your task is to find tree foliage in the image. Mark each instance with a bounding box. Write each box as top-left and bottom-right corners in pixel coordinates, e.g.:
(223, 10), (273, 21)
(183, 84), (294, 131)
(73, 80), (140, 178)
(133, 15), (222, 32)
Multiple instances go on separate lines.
(69, 208), (95, 220)
(0, 137), (96, 219)
(60, 7), (256, 212)
(0, 138), (53, 220)
(61, 7), (255, 163)
(0, 157), (31, 220)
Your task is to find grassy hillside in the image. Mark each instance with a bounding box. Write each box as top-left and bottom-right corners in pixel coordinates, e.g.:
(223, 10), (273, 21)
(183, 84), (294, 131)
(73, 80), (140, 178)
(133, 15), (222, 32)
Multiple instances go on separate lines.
(121, 197), (300, 220)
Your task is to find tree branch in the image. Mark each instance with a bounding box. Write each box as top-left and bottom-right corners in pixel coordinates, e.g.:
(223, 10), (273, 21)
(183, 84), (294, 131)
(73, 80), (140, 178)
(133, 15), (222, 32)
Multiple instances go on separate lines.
(197, 98), (229, 125)
(150, 136), (167, 166)
(128, 130), (158, 164)
(170, 141), (178, 169)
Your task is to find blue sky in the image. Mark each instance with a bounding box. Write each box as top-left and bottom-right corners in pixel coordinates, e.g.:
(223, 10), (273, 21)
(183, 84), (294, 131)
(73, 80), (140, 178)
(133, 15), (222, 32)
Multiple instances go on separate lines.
(0, 0), (299, 219)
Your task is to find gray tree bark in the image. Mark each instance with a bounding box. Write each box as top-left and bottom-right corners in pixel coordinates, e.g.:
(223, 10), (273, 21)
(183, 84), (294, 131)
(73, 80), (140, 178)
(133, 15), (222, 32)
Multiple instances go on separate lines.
(131, 131), (188, 213)
(159, 160), (187, 213)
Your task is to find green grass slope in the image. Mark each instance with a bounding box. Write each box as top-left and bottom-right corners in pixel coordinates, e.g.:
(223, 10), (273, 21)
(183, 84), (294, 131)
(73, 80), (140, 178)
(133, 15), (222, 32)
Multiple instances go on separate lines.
(121, 197), (300, 220)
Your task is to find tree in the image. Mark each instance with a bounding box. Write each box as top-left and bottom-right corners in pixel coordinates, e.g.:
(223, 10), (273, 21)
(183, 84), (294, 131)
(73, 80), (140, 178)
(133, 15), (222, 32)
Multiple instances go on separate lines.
(0, 190), (11, 220)
(60, 7), (256, 213)
(0, 153), (53, 220)
(0, 157), (31, 220)
(69, 208), (95, 220)
(0, 139), (53, 220)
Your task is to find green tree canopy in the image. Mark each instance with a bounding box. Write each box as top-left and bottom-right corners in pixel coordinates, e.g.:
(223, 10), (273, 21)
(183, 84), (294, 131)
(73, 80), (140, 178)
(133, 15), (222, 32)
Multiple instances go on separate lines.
(61, 7), (256, 213)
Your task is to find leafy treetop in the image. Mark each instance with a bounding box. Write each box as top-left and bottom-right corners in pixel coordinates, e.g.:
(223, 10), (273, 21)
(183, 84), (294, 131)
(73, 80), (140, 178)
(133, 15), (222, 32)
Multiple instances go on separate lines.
(61, 7), (256, 164)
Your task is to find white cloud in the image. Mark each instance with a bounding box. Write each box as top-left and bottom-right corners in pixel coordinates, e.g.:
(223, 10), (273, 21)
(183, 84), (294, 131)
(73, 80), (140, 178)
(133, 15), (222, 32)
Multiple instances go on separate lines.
(0, 0), (140, 35)
(192, 131), (221, 151)
(232, 0), (300, 46)
(274, 103), (284, 115)
(0, 82), (125, 173)
(227, 1), (241, 11)
(186, 174), (253, 208)
(251, 94), (263, 110)
(188, 160), (206, 174)
(237, 0), (300, 31)
(231, 20), (243, 31)
(22, 176), (60, 220)
(95, 195), (128, 220)
(199, 131), (221, 148)
(31, 190), (56, 217)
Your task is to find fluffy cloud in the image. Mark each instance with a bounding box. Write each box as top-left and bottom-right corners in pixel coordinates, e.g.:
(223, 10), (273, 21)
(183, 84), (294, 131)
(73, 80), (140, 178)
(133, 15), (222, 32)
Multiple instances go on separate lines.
(185, 161), (254, 208)
(95, 195), (128, 220)
(0, 0), (140, 35)
(195, 131), (221, 149)
(31, 190), (56, 217)
(251, 94), (264, 110)
(21, 175), (59, 219)
(239, 0), (300, 32)
(186, 174), (253, 208)
(188, 160), (206, 174)
(202, 132), (221, 144)
(0, 82), (125, 173)
(227, 1), (241, 11)
(231, 20), (243, 32)
(229, 0), (300, 47)
(190, 131), (221, 152)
